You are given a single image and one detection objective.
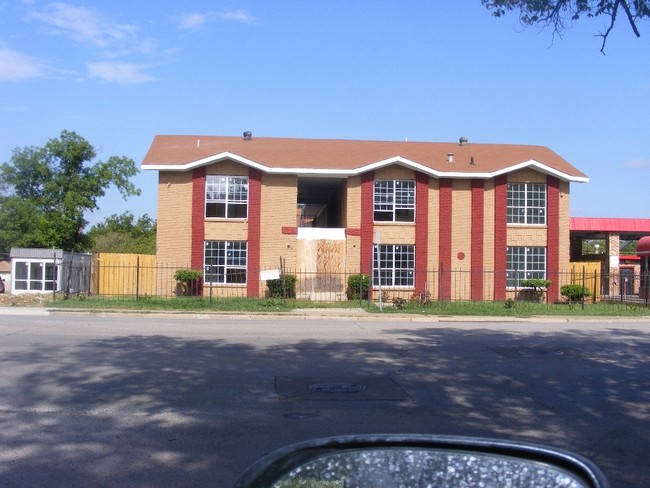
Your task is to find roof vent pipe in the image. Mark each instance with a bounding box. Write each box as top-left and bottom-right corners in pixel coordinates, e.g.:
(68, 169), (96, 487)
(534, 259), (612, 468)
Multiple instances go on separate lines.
(243, 131), (252, 141)
(447, 153), (454, 163)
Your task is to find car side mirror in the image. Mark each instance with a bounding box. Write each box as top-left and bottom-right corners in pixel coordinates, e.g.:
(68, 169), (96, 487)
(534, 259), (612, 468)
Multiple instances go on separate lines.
(233, 434), (609, 488)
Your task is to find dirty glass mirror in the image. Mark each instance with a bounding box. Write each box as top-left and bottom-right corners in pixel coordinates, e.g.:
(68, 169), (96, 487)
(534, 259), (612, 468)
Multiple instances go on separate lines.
(232, 435), (609, 488)
(273, 448), (589, 487)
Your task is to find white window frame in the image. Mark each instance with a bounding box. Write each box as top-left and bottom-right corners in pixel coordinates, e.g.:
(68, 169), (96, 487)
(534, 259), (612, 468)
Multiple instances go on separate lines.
(373, 179), (415, 223)
(204, 241), (247, 285)
(12, 259), (60, 293)
(506, 246), (547, 288)
(205, 175), (249, 219)
(373, 244), (415, 287)
(507, 183), (546, 225)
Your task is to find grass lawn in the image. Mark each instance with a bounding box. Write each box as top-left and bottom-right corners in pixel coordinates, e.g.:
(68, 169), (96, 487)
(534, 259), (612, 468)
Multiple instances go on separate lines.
(45, 295), (650, 317)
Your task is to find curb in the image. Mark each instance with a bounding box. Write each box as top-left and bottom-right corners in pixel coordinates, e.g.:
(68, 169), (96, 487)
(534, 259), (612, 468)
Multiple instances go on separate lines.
(4, 306), (646, 323)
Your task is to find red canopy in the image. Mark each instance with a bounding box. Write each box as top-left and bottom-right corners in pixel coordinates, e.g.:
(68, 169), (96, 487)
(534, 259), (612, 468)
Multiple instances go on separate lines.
(638, 236), (650, 256)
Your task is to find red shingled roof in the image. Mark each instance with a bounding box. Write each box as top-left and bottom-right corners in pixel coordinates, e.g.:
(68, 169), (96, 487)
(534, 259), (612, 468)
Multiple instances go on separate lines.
(142, 135), (589, 182)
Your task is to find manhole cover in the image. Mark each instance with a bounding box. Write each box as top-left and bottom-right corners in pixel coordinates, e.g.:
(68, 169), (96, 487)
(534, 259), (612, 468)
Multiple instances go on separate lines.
(308, 382), (367, 394)
(493, 346), (576, 358)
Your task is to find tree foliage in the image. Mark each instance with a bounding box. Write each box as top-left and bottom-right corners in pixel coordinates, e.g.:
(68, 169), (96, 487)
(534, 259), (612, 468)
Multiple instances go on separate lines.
(0, 130), (140, 255)
(482, 0), (650, 51)
(87, 212), (156, 254)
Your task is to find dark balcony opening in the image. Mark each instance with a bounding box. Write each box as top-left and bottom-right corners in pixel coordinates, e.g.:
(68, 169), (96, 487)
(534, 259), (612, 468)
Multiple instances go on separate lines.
(297, 177), (344, 228)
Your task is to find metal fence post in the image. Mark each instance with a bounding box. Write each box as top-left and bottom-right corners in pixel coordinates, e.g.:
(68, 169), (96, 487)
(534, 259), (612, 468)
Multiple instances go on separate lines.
(136, 255), (140, 300)
(52, 252), (57, 302)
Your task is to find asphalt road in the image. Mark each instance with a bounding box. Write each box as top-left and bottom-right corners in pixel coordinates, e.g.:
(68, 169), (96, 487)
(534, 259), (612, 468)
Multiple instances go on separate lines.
(1, 311), (649, 487)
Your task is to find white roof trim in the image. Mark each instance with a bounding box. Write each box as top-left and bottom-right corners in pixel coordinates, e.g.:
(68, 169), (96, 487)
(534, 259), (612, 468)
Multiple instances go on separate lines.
(144, 153), (589, 183)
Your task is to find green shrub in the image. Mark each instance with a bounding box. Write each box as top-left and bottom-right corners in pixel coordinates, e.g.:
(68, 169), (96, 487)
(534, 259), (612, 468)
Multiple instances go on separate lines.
(346, 274), (370, 300)
(561, 284), (591, 302)
(174, 269), (203, 282)
(518, 279), (552, 302)
(520, 279), (551, 291)
(174, 269), (202, 296)
(266, 275), (297, 298)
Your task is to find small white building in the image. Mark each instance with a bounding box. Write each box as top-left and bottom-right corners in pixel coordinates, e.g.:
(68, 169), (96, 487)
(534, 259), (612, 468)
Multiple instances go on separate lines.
(9, 248), (91, 294)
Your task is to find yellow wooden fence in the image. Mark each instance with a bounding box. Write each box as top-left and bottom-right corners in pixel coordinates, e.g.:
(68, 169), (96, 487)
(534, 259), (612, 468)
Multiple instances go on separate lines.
(91, 253), (156, 296)
(569, 261), (601, 301)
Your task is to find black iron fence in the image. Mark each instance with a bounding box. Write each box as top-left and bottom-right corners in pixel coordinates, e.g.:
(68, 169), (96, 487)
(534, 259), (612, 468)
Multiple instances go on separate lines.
(47, 260), (650, 306)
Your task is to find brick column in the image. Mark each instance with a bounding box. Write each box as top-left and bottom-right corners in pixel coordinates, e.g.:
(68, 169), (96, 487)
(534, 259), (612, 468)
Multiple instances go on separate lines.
(191, 167), (206, 295)
(360, 172), (375, 278)
(415, 172), (429, 293)
(438, 179), (452, 300)
(191, 167), (206, 271)
(493, 175), (507, 300)
(546, 176), (560, 303)
(247, 169), (262, 298)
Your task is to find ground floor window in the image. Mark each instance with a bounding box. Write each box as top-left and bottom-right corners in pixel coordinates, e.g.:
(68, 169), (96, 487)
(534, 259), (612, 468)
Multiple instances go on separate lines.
(506, 246), (546, 287)
(204, 241), (247, 284)
(13, 260), (59, 292)
(373, 244), (415, 287)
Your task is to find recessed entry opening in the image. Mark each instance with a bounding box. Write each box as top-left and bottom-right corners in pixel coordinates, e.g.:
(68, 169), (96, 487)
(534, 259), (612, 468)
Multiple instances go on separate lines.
(297, 177), (345, 228)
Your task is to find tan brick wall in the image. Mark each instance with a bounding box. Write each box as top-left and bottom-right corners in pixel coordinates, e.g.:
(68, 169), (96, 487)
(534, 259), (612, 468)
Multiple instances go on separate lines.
(345, 175), (361, 229)
(260, 174), (298, 271)
(205, 160), (248, 175)
(204, 222), (248, 241)
(451, 180), (472, 272)
(374, 224), (415, 244)
(156, 171), (193, 266)
(345, 235), (362, 272)
(482, 180), (495, 264)
(155, 162), (573, 300)
(507, 228), (548, 246)
(375, 165), (414, 180)
(450, 180), (472, 300)
(427, 178), (440, 297)
(508, 168), (546, 183)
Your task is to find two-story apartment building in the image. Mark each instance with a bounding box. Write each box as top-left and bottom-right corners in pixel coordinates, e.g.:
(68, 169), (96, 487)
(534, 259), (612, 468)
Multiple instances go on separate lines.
(142, 133), (588, 302)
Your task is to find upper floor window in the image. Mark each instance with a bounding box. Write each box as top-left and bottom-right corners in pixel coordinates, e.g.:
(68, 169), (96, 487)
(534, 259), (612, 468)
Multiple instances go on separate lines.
(506, 246), (546, 287)
(204, 240), (247, 284)
(507, 183), (546, 225)
(373, 244), (415, 287)
(374, 179), (415, 222)
(206, 176), (248, 219)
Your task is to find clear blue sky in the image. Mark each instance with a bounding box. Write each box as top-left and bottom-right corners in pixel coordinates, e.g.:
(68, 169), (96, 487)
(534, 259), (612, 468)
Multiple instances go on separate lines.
(1, 1), (649, 226)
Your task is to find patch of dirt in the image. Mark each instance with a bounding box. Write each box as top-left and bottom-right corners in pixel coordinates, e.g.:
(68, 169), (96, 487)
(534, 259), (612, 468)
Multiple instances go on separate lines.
(0, 293), (49, 307)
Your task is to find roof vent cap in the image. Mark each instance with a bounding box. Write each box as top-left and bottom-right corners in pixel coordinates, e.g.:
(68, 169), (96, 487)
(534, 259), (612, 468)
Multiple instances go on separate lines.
(243, 131), (252, 141)
(447, 153), (454, 163)
(459, 136), (468, 146)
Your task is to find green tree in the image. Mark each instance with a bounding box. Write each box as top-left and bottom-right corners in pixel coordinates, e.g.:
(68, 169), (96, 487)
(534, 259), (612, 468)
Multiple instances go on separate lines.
(87, 212), (156, 254)
(0, 130), (140, 254)
(482, 0), (649, 52)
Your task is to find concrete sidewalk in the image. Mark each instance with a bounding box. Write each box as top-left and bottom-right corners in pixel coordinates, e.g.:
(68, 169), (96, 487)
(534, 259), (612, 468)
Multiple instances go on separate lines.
(2, 305), (648, 323)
